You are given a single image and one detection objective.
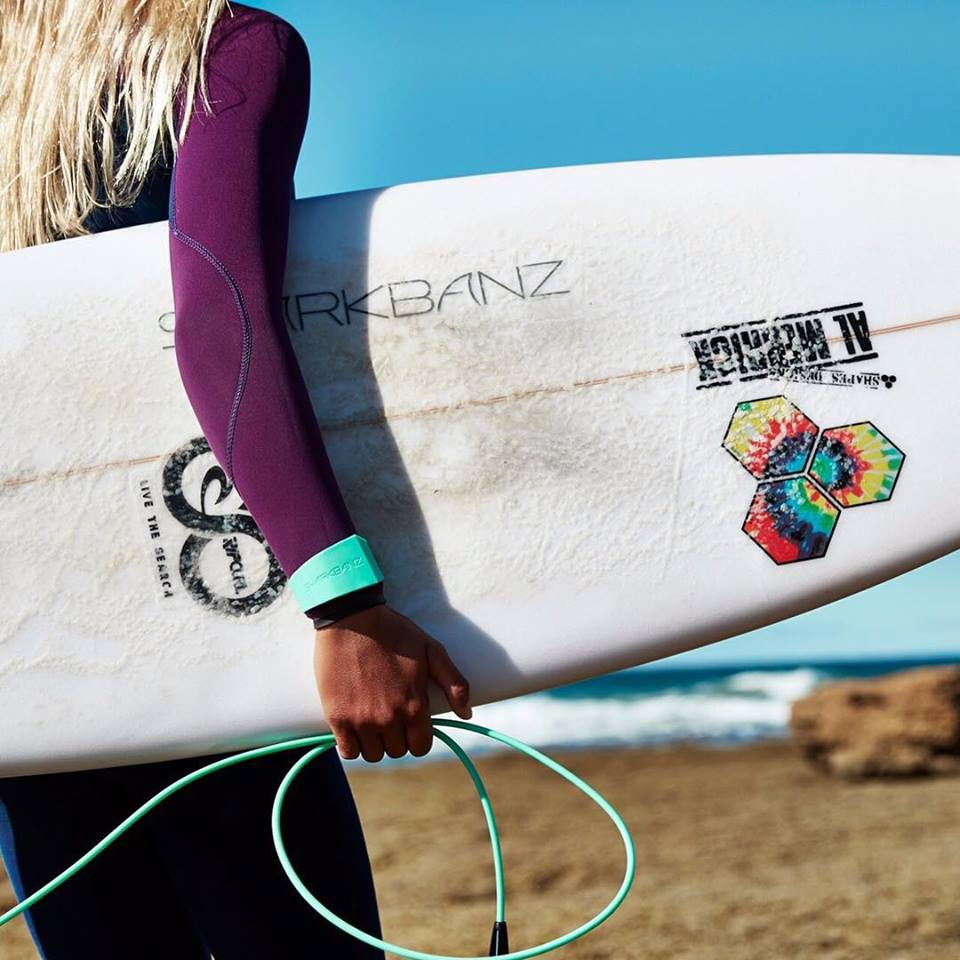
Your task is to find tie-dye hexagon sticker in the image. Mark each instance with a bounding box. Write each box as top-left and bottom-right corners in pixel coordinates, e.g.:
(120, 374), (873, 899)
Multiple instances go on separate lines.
(722, 396), (819, 479)
(743, 476), (840, 564)
(723, 396), (904, 564)
(808, 422), (905, 507)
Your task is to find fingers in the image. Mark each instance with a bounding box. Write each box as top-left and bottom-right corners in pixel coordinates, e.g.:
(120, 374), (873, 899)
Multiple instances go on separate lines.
(333, 722), (402, 763)
(331, 709), (425, 762)
(332, 710), (432, 762)
(404, 697), (434, 757)
(330, 722), (361, 761)
(356, 726), (385, 763)
(426, 639), (473, 720)
(380, 718), (408, 759)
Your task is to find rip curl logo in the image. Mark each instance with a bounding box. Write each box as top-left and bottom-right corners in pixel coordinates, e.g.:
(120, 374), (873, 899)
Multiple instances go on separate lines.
(721, 396), (905, 564)
(158, 436), (286, 616)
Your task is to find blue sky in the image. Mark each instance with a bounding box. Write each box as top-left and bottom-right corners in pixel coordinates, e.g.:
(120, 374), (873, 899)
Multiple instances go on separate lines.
(270, 1), (960, 664)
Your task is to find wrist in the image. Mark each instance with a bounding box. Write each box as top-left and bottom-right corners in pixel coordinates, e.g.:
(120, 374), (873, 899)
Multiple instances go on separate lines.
(309, 582), (386, 630)
(314, 602), (387, 636)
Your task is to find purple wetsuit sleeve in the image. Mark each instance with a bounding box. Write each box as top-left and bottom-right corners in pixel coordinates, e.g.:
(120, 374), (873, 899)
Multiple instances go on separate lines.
(167, 10), (385, 626)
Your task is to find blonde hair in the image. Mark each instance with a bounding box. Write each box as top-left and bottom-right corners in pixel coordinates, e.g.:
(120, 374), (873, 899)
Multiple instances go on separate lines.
(0, 0), (232, 252)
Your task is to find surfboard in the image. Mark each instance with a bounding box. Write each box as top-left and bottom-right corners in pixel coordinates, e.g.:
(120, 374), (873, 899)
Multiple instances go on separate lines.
(2, 154), (958, 774)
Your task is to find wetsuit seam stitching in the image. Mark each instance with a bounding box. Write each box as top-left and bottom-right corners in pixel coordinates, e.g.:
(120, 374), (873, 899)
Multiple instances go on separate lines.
(168, 165), (251, 483)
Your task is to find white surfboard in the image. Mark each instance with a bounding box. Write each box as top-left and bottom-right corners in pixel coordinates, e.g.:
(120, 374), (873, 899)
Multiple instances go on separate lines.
(2, 154), (958, 774)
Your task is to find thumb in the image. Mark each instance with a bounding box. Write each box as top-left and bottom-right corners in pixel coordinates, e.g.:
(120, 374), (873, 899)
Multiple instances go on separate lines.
(426, 640), (472, 720)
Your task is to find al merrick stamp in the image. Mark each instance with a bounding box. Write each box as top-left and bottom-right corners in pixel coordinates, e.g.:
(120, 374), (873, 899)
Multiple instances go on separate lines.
(683, 301), (880, 390)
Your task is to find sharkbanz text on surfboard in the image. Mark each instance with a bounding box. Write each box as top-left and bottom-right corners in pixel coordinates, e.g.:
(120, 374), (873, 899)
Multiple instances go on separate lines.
(683, 301), (881, 389)
(281, 259), (570, 329)
(154, 261), (571, 346)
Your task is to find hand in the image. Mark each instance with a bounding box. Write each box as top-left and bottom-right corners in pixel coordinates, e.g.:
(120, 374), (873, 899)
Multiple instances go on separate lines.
(314, 603), (472, 762)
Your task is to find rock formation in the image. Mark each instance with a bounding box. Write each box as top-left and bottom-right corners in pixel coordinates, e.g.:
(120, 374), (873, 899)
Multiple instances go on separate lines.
(789, 665), (960, 777)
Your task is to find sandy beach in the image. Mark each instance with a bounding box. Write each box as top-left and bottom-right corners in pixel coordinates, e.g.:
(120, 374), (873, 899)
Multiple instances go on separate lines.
(3, 741), (960, 959)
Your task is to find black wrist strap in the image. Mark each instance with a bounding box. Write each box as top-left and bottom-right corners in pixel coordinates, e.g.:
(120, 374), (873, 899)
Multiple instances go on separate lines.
(308, 581), (386, 630)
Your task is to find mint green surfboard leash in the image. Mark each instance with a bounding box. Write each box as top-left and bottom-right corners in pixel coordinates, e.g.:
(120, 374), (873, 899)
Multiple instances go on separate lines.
(0, 718), (635, 958)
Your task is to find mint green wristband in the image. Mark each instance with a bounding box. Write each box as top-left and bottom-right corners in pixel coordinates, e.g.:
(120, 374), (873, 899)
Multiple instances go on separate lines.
(288, 534), (384, 613)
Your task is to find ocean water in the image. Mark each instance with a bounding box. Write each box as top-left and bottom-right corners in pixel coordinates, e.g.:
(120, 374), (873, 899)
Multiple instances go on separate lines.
(458, 656), (959, 754)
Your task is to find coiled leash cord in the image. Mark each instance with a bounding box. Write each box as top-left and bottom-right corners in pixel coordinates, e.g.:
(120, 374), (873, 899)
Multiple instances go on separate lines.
(0, 718), (635, 959)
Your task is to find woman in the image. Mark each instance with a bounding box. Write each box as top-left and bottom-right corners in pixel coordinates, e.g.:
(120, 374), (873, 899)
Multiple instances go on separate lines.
(0, 2), (472, 957)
